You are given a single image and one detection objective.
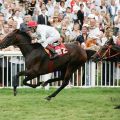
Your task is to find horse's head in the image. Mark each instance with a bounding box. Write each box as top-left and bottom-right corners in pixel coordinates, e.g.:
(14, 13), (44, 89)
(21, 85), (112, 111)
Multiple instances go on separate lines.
(91, 37), (118, 62)
(0, 29), (32, 49)
(91, 45), (110, 62)
(92, 43), (120, 62)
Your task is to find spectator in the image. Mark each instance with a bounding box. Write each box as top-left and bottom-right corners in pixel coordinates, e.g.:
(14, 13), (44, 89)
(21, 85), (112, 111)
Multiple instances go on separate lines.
(72, 0), (79, 23)
(0, 13), (4, 35)
(77, 3), (84, 28)
(52, 11), (61, 30)
(32, 9), (39, 22)
(0, 1), (9, 16)
(13, 21), (18, 30)
(107, 0), (118, 25)
(2, 23), (10, 35)
(24, 0), (31, 15)
(18, 3), (26, 18)
(13, 10), (23, 29)
(64, 7), (73, 23)
(63, 15), (73, 33)
(58, 12), (64, 22)
(3, 6), (13, 22)
(114, 9), (120, 36)
(54, 3), (60, 13)
(59, 1), (66, 14)
(101, 26), (116, 46)
(84, 1), (91, 17)
(88, 14), (103, 46)
(46, 0), (54, 17)
(76, 24), (89, 48)
(96, 0), (107, 14)
(37, 5), (50, 25)
(20, 15), (32, 32)
(60, 25), (68, 43)
(28, 0), (36, 16)
(99, 10), (111, 32)
(7, 17), (15, 32)
(69, 22), (81, 42)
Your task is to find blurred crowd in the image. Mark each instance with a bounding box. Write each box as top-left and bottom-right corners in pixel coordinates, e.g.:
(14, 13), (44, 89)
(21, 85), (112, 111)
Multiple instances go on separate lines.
(0, 0), (120, 52)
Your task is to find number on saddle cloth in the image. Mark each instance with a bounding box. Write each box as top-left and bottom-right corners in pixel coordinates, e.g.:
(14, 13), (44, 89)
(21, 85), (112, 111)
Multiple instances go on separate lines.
(50, 42), (68, 56)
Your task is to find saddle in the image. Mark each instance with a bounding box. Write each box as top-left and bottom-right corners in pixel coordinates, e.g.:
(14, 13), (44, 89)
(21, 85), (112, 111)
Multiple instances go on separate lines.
(45, 42), (68, 59)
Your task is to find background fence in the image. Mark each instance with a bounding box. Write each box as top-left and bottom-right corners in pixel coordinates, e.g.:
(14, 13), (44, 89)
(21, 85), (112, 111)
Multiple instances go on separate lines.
(0, 51), (120, 88)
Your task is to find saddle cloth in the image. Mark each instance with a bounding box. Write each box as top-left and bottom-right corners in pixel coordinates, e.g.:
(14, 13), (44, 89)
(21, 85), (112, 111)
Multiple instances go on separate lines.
(45, 42), (68, 57)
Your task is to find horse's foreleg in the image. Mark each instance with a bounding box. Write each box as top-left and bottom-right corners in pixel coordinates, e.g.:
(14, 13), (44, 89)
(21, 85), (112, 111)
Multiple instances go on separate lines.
(45, 69), (72, 101)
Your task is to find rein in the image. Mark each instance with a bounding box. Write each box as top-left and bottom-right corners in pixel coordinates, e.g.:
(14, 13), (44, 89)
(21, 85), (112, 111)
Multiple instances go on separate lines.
(103, 52), (120, 60)
(97, 45), (120, 60)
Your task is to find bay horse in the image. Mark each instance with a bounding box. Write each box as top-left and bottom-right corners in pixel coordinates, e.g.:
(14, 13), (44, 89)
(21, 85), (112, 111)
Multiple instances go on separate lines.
(0, 29), (94, 100)
(92, 38), (120, 62)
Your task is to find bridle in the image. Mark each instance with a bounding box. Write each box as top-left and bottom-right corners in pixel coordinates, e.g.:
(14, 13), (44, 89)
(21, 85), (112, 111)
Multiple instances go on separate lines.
(96, 45), (120, 60)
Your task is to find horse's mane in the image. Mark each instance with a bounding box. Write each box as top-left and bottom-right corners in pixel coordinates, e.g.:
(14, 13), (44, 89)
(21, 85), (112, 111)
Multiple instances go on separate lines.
(14, 29), (32, 43)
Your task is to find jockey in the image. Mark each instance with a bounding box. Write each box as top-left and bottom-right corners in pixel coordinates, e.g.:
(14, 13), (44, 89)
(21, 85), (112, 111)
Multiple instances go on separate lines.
(27, 21), (61, 59)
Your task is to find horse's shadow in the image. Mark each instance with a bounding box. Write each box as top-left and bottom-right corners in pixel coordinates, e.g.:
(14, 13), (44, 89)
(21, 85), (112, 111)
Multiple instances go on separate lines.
(111, 97), (120, 109)
(114, 105), (120, 109)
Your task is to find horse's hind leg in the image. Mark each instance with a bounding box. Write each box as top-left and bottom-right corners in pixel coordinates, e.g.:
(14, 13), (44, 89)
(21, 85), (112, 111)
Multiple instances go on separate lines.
(42, 77), (63, 87)
(22, 76), (43, 88)
(13, 70), (42, 96)
(42, 72), (65, 87)
(13, 77), (19, 96)
(13, 71), (26, 96)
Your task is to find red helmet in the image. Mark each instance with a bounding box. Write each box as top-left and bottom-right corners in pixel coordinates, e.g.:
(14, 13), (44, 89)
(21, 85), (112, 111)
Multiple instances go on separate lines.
(27, 21), (38, 27)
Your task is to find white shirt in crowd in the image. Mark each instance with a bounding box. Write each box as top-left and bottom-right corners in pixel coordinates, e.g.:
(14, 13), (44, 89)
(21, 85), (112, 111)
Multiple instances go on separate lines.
(111, 5), (116, 16)
(88, 27), (103, 45)
(13, 16), (23, 29)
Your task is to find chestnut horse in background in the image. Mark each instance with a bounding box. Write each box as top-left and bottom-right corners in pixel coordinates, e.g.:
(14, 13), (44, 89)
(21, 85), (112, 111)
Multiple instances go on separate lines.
(0, 29), (95, 100)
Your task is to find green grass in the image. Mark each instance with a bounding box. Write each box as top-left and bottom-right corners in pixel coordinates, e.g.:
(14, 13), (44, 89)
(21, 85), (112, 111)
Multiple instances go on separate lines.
(0, 88), (120, 120)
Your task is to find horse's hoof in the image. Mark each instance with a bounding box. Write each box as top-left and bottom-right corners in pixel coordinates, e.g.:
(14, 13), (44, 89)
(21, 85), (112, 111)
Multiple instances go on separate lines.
(14, 91), (17, 96)
(114, 105), (120, 109)
(44, 96), (51, 101)
(32, 86), (37, 88)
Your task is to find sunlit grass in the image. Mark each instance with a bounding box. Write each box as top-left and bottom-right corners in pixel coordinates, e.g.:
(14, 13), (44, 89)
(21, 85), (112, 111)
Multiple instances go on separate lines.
(0, 88), (120, 120)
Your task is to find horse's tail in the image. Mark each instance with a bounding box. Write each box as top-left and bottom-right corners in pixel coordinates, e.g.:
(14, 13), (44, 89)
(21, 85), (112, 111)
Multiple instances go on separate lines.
(86, 49), (96, 61)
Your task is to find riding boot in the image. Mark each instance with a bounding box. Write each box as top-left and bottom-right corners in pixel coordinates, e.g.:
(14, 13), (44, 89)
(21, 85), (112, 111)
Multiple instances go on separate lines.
(46, 45), (58, 59)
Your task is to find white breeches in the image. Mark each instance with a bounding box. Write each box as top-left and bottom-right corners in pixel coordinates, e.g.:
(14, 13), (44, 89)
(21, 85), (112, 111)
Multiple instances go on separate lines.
(42, 36), (60, 47)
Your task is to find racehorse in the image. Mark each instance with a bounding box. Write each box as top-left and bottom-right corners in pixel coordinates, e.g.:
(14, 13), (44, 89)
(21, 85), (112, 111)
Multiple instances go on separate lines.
(92, 38), (120, 62)
(0, 29), (95, 100)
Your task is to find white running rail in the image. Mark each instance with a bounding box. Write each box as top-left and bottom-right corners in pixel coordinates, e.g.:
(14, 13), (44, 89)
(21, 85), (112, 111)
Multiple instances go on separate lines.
(0, 51), (120, 88)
